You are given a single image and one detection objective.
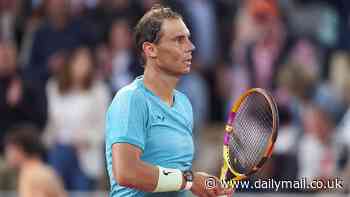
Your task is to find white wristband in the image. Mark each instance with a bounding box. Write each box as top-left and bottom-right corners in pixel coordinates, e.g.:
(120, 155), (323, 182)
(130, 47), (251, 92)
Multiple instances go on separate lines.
(153, 166), (183, 192)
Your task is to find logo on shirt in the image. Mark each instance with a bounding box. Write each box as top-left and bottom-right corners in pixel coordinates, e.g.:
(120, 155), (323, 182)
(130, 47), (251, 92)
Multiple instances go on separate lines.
(162, 170), (173, 176)
(155, 114), (165, 122)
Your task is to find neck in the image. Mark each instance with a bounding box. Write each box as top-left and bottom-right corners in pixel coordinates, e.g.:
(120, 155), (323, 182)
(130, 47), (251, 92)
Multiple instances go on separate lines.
(72, 83), (83, 90)
(21, 157), (41, 170)
(50, 15), (68, 30)
(143, 64), (179, 107)
(72, 79), (86, 91)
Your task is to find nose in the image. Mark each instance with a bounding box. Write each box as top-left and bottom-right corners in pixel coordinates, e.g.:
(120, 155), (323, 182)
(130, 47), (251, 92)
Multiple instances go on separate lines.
(187, 39), (196, 52)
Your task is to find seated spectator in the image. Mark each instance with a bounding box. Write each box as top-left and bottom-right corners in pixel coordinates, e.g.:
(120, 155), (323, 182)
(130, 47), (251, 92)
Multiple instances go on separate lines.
(44, 46), (109, 191)
(0, 40), (46, 154)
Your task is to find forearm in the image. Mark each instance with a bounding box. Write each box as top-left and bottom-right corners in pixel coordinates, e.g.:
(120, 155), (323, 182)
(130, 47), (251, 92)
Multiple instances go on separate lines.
(116, 159), (158, 191)
(112, 143), (186, 192)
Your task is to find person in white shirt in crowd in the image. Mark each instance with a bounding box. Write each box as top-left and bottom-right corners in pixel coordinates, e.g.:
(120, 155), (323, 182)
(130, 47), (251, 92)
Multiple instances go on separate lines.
(44, 46), (110, 191)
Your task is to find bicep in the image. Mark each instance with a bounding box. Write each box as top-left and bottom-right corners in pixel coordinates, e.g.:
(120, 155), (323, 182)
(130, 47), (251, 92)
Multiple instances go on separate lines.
(112, 143), (143, 175)
(111, 143), (158, 191)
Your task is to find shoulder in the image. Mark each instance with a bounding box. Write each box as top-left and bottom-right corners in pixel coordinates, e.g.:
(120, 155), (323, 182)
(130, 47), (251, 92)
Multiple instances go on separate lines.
(109, 80), (148, 111)
(20, 164), (57, 184)
(175, 90), (192, 109)
(46, 79), (59, 96)
(115, 82), (144, 101)
(92, 80), (110, 97)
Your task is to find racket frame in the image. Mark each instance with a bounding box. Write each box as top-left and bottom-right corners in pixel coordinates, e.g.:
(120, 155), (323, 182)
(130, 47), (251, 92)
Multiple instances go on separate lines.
(220, 88), (279, 186)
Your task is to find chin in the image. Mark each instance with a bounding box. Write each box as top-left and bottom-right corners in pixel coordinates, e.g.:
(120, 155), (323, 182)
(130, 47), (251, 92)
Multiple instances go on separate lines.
(178, 67), (190, 75)
(170, 66), (190, 76)
(183, 63), (192, 72)
(184, 66), (191, 73)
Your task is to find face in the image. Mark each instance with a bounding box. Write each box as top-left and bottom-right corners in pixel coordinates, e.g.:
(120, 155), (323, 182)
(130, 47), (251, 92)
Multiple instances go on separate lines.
(149, 18), (195, 76)
(46, 0), (68, 19)
(70, 48), (92, 84)
(4, 143), (24, 168)
(303, 107), (332, 142)
(110, 20), (132, 51)
(0, 43), (17, 76)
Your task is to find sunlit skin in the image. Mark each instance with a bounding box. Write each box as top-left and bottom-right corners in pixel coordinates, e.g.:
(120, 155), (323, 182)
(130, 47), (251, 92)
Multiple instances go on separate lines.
(5, 144), (67, 197)
(143, 18), (195, 106)
(70, 48), (93, 88)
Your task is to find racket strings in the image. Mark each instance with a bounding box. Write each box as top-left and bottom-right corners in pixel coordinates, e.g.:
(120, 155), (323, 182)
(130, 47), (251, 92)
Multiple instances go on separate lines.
(238, 95), (271, 159)
(228, 93), (273, 174)
(238, 96), (271, 161)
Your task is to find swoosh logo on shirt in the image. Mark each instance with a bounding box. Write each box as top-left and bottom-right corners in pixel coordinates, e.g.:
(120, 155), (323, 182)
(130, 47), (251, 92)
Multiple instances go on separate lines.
(163, 170), (173, 176)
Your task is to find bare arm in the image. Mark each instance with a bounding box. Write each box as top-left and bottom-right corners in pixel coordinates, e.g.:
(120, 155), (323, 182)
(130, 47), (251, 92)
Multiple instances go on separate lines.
(111, 143), (233, 196)
(112, 143), (162, 191)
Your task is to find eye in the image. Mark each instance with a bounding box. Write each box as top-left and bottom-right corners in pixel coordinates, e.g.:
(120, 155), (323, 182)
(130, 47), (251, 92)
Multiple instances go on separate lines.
(175, 36), (185, 43)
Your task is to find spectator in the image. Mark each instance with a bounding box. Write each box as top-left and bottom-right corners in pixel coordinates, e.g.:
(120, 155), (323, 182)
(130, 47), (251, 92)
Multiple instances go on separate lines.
(85, 0), (143, 45)
(4, 124), (67, 197)
(286, 36), (322, 83)
(97, 18), (141, 94)
(44, 46), (109, 191)
(26, 0), (93, 85)
(298, 104), (338, 182)
(229, 0), (287, 103)
(0, 0), (18, 42)
(0, 40), (46, 154)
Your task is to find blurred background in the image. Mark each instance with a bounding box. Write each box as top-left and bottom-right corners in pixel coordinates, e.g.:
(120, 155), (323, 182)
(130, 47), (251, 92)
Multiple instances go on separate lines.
(1, 0), (350, 196)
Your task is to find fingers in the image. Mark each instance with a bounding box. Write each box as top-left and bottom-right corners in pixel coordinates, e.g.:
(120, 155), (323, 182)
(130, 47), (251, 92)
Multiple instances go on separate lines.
(213, 180), (234, 197)
(203, 177), (221, 197)
(216, 187), (234, 196)
(208, 178), (233, 197)
(192, 172), (234, 197)
(197, 193), (209, 197)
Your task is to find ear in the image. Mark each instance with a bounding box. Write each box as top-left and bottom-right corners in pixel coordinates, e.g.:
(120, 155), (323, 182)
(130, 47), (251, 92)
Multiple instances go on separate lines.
(142, 42), (157, 59)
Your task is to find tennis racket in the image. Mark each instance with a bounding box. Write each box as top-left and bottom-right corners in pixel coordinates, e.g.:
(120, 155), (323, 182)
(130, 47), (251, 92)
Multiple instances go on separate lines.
(219, 88), (279, 196)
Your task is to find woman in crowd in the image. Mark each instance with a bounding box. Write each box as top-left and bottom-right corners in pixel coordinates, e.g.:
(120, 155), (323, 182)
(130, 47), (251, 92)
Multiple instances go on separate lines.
(44, 46), (110, 191)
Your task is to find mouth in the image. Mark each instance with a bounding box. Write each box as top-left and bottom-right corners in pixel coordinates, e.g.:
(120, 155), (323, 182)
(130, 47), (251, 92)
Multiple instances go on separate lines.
(184, 56), (192, 66)
(184, 60), (192, 66)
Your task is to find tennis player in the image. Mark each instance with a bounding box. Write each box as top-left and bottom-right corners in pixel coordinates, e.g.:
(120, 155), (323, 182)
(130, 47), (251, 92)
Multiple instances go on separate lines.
(105, 5), (233, 197)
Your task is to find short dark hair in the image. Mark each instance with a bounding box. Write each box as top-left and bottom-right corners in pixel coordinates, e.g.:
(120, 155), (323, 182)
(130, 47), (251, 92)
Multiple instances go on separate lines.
(5, 125), (44, 157)
(134, 4), (182, 65)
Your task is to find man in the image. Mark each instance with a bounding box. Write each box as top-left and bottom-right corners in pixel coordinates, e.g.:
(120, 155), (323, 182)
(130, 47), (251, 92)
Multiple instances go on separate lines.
(4, 125), (67, 197)
(0, 40), (46, 154)
(105, 5), (233, 197)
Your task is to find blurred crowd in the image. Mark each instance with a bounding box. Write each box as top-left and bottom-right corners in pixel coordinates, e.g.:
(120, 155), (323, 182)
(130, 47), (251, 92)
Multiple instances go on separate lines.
(1, 0), (350, 194)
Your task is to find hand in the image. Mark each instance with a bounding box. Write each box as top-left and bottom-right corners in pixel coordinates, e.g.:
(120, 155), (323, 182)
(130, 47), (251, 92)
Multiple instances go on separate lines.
(191, 172), (233, 197)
